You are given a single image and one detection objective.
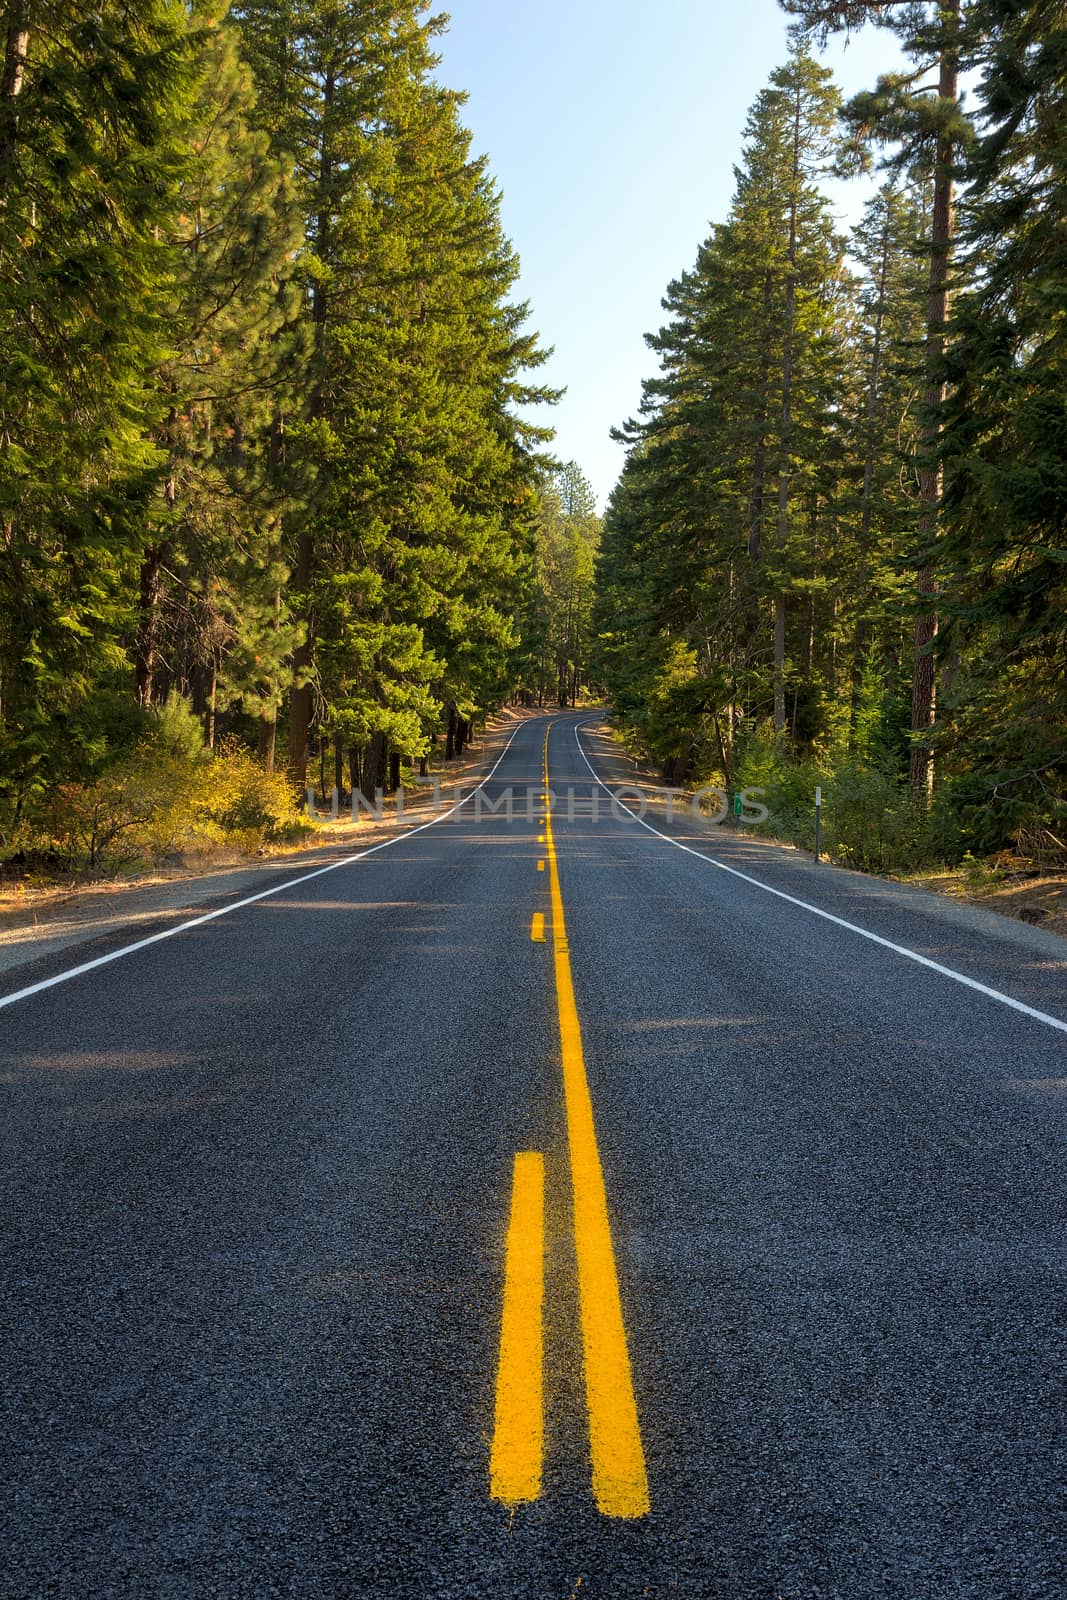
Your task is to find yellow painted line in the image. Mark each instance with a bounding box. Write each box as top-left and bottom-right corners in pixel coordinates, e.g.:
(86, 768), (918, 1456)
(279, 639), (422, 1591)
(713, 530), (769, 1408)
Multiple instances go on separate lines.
(530, 911), (545, 942)
(537, 860), (545, 872)
(490, 1152), (545, 1504)
(542, 727), (650, 1519)
(538, 834), (545, 843)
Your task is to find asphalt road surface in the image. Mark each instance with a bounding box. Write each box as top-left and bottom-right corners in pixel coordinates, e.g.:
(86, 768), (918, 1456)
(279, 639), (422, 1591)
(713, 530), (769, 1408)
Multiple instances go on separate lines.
(2, 711), (1065, 1599)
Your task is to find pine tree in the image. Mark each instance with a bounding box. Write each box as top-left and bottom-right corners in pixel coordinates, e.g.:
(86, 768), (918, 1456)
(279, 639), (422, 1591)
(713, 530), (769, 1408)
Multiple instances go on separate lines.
(0, 1), (199, 805)
(840, 181), (928, 754)
(780, 0), (972, 790)
(235, 0), (552, 793)
(595, 51), (845, 779)
(937, 0), (1067, 848)
(133, 10), (305, 754)
(759, 49), (843, 731)
(522, 464), (600, 707)
(233, 0), (416, 787)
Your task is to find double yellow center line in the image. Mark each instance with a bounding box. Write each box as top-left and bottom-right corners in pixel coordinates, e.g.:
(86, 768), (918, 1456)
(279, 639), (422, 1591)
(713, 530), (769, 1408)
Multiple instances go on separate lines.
(490, 725), (650, 1520)
(489, 1151), (544, 1502)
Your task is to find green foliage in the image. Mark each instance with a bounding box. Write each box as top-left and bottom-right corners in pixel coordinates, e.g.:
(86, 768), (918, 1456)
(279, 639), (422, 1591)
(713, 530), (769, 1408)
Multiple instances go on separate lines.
(598, 16), (1064, 872)
(595, 48), (861, 784)
(131, 11), (306, 725)
(936, 0), (1067, 849)
(0, 0), (200, 793)
(732, 732), (935, 872)
(235, 0), (553, 786)
(824, 765), (931, 873)
(516, 463), (601, 706)
(151, 695), (212, 765)
(734, 731), (822, 849)
(959, 850), (1005, 891)
(0, 2), (553, 815)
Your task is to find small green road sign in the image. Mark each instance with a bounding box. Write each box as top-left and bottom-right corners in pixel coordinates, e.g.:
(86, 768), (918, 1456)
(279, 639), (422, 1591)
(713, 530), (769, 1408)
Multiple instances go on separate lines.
(732, 792), (742, 817)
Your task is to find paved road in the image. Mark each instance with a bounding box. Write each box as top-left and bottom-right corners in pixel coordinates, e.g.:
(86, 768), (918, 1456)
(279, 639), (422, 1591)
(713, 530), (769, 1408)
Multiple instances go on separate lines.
(2, 711), (1065, 1599)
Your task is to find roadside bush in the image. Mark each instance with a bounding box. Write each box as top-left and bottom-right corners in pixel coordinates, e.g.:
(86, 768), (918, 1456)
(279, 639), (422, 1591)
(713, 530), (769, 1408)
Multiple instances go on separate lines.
(826, 766), (931, 874)
(735, 732), (822, 850)
(40, 743), (200, 869)
(7, 716), (311, 876)
(191, 741), (311, 849)
(734, 732), (938, 873)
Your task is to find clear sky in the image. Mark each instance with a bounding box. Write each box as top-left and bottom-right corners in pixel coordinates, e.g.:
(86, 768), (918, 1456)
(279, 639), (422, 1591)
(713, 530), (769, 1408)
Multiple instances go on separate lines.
(433, 0), (906, 509)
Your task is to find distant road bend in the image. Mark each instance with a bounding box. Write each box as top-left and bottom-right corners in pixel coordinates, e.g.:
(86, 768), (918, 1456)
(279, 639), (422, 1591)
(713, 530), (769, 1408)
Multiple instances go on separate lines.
(2, 710), (1065, 1598)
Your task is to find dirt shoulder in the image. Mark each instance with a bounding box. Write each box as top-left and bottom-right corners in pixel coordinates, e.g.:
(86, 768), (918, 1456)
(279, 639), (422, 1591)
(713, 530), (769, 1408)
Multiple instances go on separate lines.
(0, 707), (539, 978)
(899, 867), (1067, 940)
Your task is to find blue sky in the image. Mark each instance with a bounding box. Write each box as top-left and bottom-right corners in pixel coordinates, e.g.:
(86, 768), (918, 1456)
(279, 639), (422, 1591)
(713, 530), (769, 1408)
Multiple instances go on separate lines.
(433, 0), (906, 508)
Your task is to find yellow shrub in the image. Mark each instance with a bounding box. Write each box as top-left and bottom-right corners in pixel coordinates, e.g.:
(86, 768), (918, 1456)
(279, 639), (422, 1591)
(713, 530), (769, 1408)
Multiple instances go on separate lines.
(32, 738), (311, 873)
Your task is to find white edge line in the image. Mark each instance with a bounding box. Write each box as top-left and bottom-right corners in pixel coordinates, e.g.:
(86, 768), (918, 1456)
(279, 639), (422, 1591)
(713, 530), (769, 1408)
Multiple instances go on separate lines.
(572, 720), (1067, 1038)
(0, 722), (526, 1013)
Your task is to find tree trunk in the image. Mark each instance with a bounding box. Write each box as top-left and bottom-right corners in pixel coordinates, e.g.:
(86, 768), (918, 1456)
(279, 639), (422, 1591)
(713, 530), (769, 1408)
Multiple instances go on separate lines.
(747, 272), (775, 568)
(910, 4), (959, 796)
(714, 715), (733, 788)
(662, 738), (692, 787)
(0, 5), (29, 198)
(805, 497), (818, 677)
(135, 422), (178, 708)
(135, 542), (169, 707)
(287, 529), (314, 787)
(849, 213), (891, 746)
(258, 713), (277, 773)
(773, 85), (802, 737)
(389, 751), (401, 794)
(289, 67), (335, 793)
(445, 702), (457, 760)
(334, 733), (343, 801)
(259, 584), (281, 774)
(744, 272), (776, 666)
(361, 731), (386, 802)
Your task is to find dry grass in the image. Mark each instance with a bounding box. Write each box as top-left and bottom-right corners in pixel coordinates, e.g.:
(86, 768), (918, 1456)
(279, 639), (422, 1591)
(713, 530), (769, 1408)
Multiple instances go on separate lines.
(902, 865), (1067, 938)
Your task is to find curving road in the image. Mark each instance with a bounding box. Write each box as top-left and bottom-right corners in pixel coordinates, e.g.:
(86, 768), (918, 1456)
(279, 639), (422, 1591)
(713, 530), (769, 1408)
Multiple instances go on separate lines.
(2, 711), (1065, 1599)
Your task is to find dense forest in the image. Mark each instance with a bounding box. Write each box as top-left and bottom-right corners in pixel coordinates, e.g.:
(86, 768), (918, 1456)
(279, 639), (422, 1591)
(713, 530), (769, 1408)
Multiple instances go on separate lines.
(2, 0), (1063, 880)
(594, 0), (1066, 871)
(0, 1), (601, 866)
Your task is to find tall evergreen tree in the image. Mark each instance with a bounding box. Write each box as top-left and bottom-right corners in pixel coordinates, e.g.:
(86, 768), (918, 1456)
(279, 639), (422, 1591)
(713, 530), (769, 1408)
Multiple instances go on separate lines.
(937, 0), (1067, 846)
(780, 0), (972, 790)
(840, 181), (928, 753)
(521, 463), (600, 707)
(235, 0), (551, 793)
(0, 1), (198, 804)
(133, 10), (305, 751)
(595, 51), (845, 779)
(763, 48), (842, 730)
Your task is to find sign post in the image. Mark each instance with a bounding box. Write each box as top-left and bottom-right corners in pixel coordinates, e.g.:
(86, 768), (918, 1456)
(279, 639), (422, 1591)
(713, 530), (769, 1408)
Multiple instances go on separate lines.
(814, 785), (822, 864)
